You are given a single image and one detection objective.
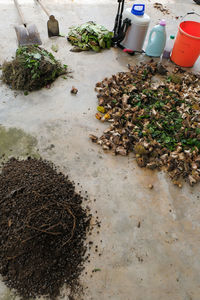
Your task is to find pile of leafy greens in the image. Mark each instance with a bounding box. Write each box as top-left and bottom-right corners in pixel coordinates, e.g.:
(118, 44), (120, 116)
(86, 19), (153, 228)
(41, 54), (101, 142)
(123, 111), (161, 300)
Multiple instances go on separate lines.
(67, 21), (113, 52)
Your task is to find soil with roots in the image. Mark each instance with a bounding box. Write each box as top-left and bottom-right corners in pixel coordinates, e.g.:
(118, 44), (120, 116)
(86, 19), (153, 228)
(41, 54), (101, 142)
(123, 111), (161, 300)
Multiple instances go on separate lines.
(0, 158), (91, 299)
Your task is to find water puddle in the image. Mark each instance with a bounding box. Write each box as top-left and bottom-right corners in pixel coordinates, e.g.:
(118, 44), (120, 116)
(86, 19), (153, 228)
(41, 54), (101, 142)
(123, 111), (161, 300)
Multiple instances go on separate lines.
(0, 125), (39, 164)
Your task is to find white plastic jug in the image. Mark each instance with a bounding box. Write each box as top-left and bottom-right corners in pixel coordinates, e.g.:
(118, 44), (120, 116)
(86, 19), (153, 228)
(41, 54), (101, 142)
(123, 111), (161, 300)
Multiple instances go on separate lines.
(121, 4), (150, 52)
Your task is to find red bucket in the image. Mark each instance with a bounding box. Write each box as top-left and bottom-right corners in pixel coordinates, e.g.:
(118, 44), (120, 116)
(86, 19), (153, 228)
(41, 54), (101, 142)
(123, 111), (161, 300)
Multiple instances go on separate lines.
(171, 16), (200, 67)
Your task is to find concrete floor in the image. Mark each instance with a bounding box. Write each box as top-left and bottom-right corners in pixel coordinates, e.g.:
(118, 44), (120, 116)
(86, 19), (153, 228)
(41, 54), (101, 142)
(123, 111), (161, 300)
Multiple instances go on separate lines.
(0, 0), (200, 299)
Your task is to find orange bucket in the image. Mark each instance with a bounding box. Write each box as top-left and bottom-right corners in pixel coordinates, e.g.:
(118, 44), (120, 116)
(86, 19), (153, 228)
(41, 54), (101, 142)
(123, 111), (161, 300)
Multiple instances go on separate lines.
(171, 20), (200, 67)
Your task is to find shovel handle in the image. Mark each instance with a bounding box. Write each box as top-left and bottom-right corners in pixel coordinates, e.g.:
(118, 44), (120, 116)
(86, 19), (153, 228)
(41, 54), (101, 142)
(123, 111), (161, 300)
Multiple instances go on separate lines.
(36, 0), (50, 18)
(181, 12), (200, 21)
(14, 0), (27, 26)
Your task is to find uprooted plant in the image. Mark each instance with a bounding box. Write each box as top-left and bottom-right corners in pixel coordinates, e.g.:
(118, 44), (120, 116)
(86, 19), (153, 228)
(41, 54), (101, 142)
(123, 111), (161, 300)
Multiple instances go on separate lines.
(90, 61), (200, 186)
(1, 45), (67, 91)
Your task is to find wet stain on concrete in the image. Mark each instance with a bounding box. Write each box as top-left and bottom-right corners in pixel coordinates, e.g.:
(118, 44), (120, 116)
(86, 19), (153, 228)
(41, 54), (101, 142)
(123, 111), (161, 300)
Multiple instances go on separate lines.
(0, 125), (39, 163)
(1, 290), (16, 300)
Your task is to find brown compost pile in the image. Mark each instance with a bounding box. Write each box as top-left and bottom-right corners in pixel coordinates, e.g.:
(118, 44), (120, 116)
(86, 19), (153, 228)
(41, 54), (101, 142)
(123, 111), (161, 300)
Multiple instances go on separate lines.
(90, 61), (200, 186)
(1, 46), (67, 91)
(0, 158), (91, 299)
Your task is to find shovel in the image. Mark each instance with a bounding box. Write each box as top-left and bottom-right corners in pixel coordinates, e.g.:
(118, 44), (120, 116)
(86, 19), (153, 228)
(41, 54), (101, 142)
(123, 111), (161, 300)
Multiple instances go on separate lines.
(14, 0), (42, 46)
(35, 0), (60, 37)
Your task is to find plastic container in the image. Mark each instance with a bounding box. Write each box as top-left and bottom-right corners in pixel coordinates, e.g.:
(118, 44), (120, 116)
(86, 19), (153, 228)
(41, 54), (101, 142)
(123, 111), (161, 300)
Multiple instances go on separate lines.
(145, 20), (166, 57)
(121, 4), (150, 52)
(162, 35), (175, 59)
(171, 20), (200, 67)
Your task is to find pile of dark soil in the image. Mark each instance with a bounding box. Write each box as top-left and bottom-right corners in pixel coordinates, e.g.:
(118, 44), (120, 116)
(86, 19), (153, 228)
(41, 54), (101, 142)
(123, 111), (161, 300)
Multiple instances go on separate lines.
(90, 61), (200, 186)
(0, 158), (91, 299)
(1, 46), (67, 91)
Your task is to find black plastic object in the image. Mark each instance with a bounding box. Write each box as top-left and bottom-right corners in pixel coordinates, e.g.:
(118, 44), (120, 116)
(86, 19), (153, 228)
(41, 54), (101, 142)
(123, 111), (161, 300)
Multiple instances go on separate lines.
(193, 0), (200, 4)
(112, 0), (131, 46)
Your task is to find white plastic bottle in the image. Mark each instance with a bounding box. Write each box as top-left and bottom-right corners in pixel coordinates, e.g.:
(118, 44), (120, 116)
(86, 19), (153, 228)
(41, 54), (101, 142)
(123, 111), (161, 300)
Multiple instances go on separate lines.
(162, 35), (175, 59)
(121, 4), (150, 52)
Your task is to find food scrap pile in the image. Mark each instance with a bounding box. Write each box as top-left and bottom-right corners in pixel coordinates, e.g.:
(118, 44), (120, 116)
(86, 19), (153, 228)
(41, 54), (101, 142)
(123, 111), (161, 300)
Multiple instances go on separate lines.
(67, 21), (113, 52)
(2, 45), (67, 91)
(0, 158), (91, 299)
(90, 62), (200, 186)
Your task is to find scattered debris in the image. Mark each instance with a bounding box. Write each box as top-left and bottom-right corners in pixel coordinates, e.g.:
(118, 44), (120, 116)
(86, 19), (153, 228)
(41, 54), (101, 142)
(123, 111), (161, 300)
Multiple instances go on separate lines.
(71, 86), (78, 94)
(91, 61), (200, 186)
(153, 2), (170, 14)
(97, 106), (105, 113)
(51, 44), (59, 52)
(70, 47), (84, 53)
(92, 268), (101, 272)
(148, 184), (154, 189)
(46, 84), (51, 89)
(0, 158), (92, 299)
(95, 113), (102, 120)
(67, 21), (113, 52)
(89, 134), (98, 143)
(173, 181), (182, 188)
(1, 46), (67, 91)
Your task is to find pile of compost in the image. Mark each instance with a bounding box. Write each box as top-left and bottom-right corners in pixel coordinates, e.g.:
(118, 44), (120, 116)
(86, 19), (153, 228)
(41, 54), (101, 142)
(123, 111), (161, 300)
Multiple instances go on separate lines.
(67, 21), (113, 52)
(1, 46), (67, 91)
(90, 61), (200, 186)
(0, 158), (91, 299)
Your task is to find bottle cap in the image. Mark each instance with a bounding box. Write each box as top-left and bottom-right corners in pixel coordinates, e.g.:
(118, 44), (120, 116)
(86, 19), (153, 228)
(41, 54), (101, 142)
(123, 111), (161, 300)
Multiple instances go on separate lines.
(131, 4), (145, 16)
(159, 19), (166, 26)
(170, 35), (175, 39)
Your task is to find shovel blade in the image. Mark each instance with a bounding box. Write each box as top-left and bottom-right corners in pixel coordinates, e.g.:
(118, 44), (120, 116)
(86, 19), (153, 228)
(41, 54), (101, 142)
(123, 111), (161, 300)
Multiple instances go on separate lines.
(15, 24), (42, 46)
(47, 16), (60, 37)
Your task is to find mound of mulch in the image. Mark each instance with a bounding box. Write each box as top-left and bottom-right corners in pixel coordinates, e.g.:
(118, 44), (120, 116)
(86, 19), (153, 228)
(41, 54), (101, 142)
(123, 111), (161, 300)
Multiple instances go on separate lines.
(90, 61), (200, 186)
(1, 46), (67, 91)
(0, 158), (91, 299)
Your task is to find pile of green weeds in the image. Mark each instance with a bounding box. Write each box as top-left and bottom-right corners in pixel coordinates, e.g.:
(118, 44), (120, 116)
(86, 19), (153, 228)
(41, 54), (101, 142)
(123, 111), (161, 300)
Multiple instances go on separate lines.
(2, 46), (67, 91)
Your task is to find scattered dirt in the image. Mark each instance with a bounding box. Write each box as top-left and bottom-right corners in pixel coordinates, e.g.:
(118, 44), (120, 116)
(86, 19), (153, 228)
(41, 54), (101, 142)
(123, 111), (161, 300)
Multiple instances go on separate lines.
(0, 158), (91, 299)
(71, 86), (78, 94)
(153, 2), (170, 14)
(1, 46), (67, 91)
(90, 61), (200, 186)
(148, 184), (154, 190)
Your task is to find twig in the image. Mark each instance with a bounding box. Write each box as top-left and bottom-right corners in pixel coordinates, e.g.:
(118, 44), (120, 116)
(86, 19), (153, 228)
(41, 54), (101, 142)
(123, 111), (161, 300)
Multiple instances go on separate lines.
(62, 206), (76, 246)
(26, 225), (61, 235)
(6, 251), (28, 261)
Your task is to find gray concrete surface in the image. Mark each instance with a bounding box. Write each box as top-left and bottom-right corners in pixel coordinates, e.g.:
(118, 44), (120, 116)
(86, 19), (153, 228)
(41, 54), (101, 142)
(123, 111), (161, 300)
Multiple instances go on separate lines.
(0, 0), (200, 299)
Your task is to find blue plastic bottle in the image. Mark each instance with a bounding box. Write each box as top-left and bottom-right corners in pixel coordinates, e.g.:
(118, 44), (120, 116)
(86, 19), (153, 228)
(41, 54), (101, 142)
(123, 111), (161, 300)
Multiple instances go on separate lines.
(145, 20), (166, 57)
